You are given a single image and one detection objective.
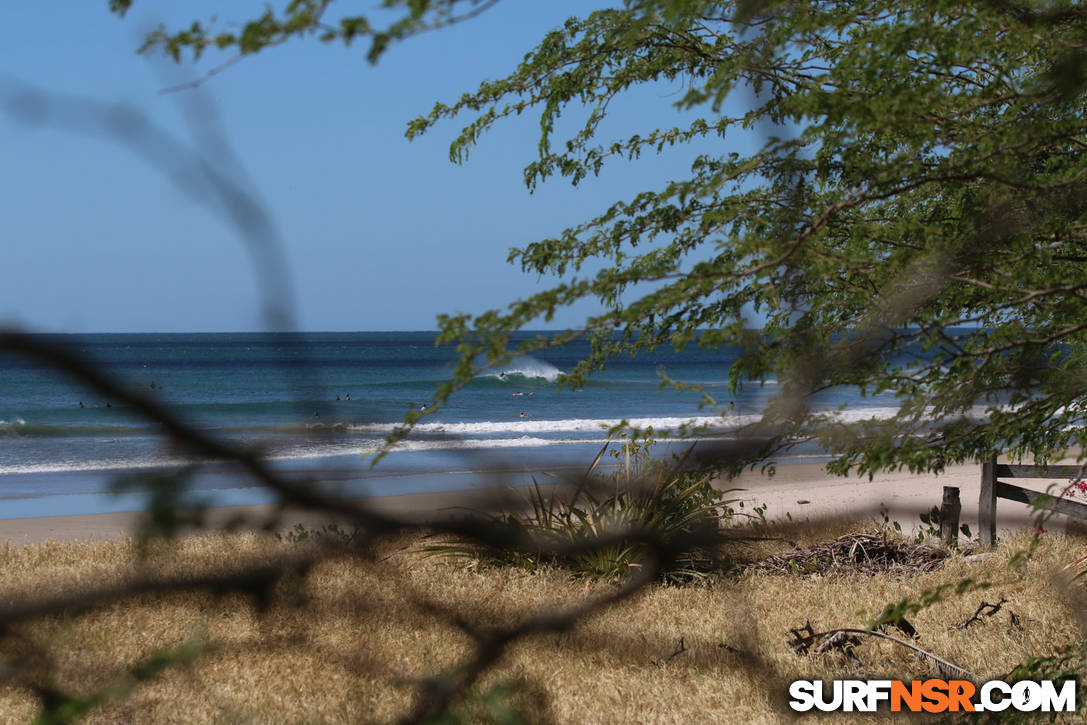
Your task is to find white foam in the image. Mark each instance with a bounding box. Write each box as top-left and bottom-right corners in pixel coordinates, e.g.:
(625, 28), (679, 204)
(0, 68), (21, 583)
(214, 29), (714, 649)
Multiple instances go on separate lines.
(368, 404), (974, 438)
(0, 436), (597, 474)
(0, 454), (198, 475)
(0, 403), (1009, 475)
(821, 407), (908, 423)
(820, 405), (998, 424)
(378, 436), (597, 453)
(346, 414), (755, 437)
(354, 405), (991, 440)
(378, 433), (786, 455)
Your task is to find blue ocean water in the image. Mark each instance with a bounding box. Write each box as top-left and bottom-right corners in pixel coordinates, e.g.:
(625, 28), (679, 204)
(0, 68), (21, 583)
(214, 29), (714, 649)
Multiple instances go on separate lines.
(0, 332), (898, 517)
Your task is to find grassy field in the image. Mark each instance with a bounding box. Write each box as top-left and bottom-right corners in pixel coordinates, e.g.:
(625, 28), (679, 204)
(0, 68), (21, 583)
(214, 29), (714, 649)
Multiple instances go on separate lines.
(0, 522), (1083, 723)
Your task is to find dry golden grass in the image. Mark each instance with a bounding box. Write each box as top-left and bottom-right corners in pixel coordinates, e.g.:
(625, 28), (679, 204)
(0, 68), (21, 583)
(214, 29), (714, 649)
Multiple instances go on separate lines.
(0, 525), (1083, 724)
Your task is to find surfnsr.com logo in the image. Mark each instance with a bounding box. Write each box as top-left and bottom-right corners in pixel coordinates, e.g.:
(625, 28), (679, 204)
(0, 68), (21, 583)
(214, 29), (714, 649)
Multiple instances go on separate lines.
(788, 679), (1076, 713)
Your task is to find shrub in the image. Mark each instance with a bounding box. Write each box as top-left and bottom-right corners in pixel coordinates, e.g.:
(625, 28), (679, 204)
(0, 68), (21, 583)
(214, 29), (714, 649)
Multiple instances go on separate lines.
(425, 441), (756, 584)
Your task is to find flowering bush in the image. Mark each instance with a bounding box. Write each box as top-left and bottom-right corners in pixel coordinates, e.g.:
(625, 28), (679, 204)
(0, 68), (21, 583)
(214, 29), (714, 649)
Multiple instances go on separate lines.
(1063, 479), (1087, 498)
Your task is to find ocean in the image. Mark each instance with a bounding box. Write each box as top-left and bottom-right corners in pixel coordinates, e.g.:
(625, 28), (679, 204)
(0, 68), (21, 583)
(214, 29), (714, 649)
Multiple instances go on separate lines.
(0, 331), (898, 518)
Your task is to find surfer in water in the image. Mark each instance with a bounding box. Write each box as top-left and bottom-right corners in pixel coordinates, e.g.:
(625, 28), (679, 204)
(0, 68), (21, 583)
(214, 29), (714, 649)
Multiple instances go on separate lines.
(519, 411), (531, 418)
(498, 372), (508, 382)
(345, 393), (350, 401)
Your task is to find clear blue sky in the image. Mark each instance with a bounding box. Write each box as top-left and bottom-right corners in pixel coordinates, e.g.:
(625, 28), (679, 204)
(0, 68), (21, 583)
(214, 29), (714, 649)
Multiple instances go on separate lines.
(1, 1), (722, 333)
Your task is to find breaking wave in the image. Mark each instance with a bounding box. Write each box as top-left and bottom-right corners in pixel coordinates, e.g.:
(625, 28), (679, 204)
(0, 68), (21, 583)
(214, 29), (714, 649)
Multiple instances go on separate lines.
(479, 356), (563, 383)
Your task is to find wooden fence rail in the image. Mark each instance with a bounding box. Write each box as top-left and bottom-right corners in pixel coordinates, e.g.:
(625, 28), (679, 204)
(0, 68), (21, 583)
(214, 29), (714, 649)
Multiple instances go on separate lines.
(979, 456), (1087, 547)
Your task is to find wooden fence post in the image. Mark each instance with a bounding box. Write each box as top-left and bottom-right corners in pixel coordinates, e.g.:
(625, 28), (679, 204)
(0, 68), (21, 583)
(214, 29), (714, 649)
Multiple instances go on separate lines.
(940, 486), (961, 548)
(979, 456), (998, 548)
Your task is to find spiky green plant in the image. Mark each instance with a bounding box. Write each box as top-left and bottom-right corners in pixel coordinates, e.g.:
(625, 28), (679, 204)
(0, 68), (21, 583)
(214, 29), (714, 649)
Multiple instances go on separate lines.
(424, 442), (754, 583)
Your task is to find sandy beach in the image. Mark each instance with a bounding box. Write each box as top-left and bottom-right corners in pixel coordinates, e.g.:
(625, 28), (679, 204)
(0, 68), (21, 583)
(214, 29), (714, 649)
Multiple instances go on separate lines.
(0, 459), (1071, 545)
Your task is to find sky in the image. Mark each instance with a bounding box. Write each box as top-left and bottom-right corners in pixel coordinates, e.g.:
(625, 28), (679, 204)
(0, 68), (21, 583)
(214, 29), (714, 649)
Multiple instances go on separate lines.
(1, 1), (723, 333)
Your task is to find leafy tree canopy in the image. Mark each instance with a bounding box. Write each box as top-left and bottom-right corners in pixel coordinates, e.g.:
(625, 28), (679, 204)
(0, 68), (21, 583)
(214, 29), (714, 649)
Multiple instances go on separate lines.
(115, 0), (1087, 476)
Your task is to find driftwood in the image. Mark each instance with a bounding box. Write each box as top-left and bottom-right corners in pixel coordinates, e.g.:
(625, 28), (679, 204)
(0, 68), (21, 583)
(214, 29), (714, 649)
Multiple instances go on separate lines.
(788, 621), (818, 655)
(789, 622), (980, 681)
(885, 616), (917, 639)
(650, 637), (687, 666)
(814, 631), (863, 665)
(751, 531), (947, 578)
(955, 598), (1008, 630)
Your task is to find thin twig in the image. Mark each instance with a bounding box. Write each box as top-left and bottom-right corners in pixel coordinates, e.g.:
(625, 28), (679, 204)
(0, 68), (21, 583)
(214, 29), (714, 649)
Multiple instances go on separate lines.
(956, 598), (1008, 630)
